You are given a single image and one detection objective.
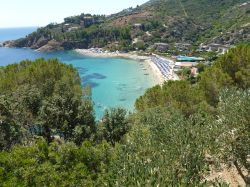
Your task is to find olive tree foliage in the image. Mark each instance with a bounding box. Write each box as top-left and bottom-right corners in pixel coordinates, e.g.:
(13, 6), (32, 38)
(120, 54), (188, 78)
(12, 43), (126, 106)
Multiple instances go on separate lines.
(109, 107), (220, 186)
(0, 96), (21, 151)
(216, 88), (250, 184)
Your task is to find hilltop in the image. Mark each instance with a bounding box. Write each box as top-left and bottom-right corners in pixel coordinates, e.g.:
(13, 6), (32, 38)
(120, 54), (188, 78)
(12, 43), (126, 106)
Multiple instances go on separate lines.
(3, 0), (250, 52)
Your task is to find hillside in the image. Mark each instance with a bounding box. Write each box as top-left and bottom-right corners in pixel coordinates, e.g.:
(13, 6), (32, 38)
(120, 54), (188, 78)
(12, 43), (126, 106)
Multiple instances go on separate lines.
(3, 0), (250, 52)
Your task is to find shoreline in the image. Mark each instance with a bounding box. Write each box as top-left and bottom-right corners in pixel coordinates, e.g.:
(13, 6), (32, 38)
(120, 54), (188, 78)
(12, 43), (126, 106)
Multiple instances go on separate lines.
(74, 48), (149, 61)
(74, 48), (169, 85)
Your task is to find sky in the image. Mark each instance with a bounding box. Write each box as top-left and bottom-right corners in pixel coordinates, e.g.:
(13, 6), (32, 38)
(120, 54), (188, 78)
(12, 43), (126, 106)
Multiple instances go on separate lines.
(0, 0), (148, 28)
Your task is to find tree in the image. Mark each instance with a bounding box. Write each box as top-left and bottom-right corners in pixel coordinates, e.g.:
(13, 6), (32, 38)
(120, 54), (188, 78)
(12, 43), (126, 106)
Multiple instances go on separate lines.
(136, 81), (209, 116)
(0, 96), (21, 150)
(110, 107), (218, 186)
(0, 59), (95, 147)
(0, 139), (113, 186)
(217, 88), (250, 185)
(99, 108), (128, 146)
(199, 67), (233, 106)
(215, 44), (250, 88)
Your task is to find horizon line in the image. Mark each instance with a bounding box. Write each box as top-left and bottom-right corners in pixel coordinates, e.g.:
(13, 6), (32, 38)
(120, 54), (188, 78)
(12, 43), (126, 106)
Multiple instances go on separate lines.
(0, 26), (40, 29)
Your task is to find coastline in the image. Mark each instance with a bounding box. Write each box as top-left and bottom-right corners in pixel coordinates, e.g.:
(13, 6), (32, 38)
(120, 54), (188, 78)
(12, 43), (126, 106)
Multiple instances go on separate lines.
(74, 48), (149, 61)
(75, 48), (166, 85)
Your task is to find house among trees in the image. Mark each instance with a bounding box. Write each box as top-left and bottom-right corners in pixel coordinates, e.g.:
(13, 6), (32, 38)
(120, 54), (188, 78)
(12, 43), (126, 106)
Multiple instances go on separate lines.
(175, 43), (192, 52)
(153, 43), (169, 52)
(63, 23), (81, 32)
(81, 16), (96, 27)
(133, 23), (143, 30)
(199, 43), (231, 54)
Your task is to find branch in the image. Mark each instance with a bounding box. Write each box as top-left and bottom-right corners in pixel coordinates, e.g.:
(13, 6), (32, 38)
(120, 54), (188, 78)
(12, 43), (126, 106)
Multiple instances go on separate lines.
(233, 160), (249, 185)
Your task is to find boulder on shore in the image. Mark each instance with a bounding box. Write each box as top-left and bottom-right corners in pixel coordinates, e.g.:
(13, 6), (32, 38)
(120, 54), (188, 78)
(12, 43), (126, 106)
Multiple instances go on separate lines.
(36, 40), (63, 52)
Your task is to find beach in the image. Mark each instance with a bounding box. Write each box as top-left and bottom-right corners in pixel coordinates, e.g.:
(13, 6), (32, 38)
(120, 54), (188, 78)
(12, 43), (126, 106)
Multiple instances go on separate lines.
(75, 48), (171, 85)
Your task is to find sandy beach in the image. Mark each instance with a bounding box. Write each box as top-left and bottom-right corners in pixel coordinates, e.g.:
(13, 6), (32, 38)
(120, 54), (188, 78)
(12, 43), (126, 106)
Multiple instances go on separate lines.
(75, 48), (166, 85)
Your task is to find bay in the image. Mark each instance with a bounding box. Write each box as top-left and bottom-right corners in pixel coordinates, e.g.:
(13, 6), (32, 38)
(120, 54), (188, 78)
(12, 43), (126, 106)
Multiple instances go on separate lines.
(0, 28), (157, 119)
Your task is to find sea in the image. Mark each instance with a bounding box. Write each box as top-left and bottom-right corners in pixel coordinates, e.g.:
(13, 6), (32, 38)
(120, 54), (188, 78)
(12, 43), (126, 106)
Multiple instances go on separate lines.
(0, 27), (157, 119)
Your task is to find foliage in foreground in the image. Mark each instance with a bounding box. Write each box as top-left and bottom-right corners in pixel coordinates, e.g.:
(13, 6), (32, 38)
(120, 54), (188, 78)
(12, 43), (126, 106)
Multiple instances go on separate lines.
(0, 139), (112, 186)
(111, 88), (250, 186)
(0, 45), (250, 186)
(0, 58), (95, 149)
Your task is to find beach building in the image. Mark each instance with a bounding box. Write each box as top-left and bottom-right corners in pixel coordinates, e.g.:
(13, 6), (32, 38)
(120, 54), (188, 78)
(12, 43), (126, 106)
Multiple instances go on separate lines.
(174, 56), (202, 72)
(174, 62), (197, 68)
(175, 55), (205, 62)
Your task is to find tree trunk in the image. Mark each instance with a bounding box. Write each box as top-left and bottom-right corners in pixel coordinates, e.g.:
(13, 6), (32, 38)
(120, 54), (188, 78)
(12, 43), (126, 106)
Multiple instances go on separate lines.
(233, 160), (249, 185)
(44, 125), (52, 143)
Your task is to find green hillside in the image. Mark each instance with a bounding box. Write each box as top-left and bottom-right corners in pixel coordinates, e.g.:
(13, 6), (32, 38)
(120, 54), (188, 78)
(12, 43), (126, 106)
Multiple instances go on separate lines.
(3, 0), (250, 51)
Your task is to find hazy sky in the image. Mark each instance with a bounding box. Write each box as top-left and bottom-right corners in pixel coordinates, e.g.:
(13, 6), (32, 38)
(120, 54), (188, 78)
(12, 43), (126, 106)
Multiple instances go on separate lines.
(0, 0), (148, 28)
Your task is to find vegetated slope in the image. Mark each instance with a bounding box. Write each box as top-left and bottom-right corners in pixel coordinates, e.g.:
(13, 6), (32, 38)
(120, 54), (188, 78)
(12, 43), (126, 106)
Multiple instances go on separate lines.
(0, 45), (249, 186)
(4, 0), (250, 51)
(127, 0), (250, 44)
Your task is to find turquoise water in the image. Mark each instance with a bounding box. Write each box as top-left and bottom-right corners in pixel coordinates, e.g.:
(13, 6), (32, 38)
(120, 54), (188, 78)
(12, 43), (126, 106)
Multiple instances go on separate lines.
(0, 27), (37, 42)
(0, 28), (157, 119)
(0, 47), (157, 119)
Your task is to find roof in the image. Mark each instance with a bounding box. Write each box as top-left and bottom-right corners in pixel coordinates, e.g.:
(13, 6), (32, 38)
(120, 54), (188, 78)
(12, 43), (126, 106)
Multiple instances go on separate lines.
(154, 43), (169, 46)
(176, 56), (205, 62)
(175, 62), (194, 67)
(207, 43), (230, 48)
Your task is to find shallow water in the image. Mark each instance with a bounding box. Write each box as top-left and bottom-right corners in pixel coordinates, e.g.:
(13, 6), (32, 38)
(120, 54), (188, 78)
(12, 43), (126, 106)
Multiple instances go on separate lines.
(0, 48), (157, 119)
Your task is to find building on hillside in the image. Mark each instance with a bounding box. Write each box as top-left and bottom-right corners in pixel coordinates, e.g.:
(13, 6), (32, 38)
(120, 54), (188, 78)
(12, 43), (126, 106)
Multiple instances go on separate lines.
(133, 23), (143, 30)
(67, 26), (81, 32)
(63, 23), (81, 32)
(198, 43), (231, 54)
(81, 16), (95, 27)
(175, 43), (192, 52)
(153, 43), (170, 52)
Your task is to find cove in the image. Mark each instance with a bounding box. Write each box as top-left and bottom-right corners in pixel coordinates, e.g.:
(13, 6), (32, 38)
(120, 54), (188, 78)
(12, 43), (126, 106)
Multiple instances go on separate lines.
(0, 47), (157, 119)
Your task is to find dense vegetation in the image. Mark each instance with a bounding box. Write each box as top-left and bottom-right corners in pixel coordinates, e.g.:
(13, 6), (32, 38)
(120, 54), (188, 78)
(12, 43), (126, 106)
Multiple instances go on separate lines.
(4, 0), (250, 52)
(0, 45), (249, 186)
(0, 59), (95, 149)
